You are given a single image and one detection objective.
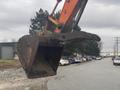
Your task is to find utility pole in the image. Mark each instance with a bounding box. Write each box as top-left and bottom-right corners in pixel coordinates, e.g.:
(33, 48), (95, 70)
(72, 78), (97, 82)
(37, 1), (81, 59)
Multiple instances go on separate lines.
(114, 37), (120, 57)
(114, 44), (116, 57)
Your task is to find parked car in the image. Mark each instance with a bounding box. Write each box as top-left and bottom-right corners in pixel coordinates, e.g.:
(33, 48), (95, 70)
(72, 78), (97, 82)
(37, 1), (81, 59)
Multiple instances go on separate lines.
(68, 57), (75, 64)
(74, 57), (81, 63)
(82, 57), (87, 62)
(113, 57), (120, 65)
(86, 56), (92, 61)
(59, 57), (69, 66)
(96, 56), (102, 60)
(91, 56), (97, 60)
(112, 56), (115, 60)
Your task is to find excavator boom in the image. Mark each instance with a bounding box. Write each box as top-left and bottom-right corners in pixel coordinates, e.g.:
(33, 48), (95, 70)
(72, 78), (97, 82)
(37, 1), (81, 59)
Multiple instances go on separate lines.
(49, 0), (88, 32)
(59, 0), (88, 32)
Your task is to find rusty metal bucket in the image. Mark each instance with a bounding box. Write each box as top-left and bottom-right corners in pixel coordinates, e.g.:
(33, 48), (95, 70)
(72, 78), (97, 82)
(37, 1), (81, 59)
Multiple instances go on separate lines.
(17, 31), (100, 79)
(17, 35), (63, 78)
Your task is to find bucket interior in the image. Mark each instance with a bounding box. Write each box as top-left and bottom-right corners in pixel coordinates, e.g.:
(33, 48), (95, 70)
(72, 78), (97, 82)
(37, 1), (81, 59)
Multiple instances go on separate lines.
(27, 45), (63, 78)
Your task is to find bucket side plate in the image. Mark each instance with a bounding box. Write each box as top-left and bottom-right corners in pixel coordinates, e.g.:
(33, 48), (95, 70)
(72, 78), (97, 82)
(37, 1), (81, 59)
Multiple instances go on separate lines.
(17, 35), (63, 78)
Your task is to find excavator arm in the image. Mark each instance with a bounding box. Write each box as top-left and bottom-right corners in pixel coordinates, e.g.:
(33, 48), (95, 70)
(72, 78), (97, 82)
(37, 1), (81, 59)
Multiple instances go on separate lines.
(48, 0), (88, 32)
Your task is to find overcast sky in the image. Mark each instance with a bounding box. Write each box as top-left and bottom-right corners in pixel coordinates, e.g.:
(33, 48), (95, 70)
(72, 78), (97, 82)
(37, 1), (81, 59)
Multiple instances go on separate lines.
(0, 0), (120, 52)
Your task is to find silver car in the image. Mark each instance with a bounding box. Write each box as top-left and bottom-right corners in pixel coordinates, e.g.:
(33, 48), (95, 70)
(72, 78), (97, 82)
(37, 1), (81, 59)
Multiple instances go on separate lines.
(113, 57), (120, 65)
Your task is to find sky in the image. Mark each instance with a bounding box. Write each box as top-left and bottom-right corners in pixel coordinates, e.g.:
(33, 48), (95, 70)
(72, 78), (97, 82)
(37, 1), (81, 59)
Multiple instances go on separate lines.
(0, 0), (120, 52)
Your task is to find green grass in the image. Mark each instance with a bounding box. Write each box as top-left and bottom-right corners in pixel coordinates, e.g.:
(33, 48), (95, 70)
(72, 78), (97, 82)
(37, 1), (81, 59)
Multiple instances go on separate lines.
(0, 60), (21, 69)
(0, 60), (16, 64)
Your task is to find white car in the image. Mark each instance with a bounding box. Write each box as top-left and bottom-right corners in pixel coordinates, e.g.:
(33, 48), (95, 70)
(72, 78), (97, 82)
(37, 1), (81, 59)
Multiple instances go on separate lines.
(74, 57), (81, 63)
(82, 57), (87, 62)
(96, 57), (102, 60)
(59, 58), (69, 66)
(113, 57), (120, 65)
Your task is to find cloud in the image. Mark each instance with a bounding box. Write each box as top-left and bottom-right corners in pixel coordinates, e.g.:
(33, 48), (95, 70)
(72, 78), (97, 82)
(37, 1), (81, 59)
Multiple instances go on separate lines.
(92, 0), (120, 5)
(0, 0), (119, 52)
(0, 0), (57, 41)
(0, 0), (56, 31)
(0, 0), (119, 33)
(79, 0), (120, 29)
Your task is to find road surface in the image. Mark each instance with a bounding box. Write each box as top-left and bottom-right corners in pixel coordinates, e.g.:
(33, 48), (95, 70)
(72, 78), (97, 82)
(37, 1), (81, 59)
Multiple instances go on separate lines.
(0, 58), (120, 90)
(48, 58), (120, 90)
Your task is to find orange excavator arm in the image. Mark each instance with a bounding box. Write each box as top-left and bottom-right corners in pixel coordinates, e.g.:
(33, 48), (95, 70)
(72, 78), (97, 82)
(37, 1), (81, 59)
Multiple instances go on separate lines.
(49, 0), (88, 32)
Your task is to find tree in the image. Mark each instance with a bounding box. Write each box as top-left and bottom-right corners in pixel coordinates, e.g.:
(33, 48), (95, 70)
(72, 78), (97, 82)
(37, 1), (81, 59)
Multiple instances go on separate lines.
(82, 40), (101, 56)
(29, 9), (49, 32)
(53, 11), (61, 19)
(64, 40), (101, 57)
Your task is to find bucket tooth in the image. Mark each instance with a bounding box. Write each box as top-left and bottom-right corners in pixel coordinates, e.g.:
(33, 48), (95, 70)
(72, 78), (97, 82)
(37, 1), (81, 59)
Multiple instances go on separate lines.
(17, 35), (63, 78)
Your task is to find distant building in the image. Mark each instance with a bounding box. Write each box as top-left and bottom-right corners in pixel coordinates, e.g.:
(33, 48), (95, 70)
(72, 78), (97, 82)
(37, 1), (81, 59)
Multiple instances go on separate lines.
(101, 52), (115, 57)
(0, 42), (17, 60)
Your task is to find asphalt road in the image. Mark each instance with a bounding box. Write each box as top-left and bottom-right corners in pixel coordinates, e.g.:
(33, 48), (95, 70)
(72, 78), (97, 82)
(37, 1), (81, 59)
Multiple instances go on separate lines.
(48, 58), (120, 90)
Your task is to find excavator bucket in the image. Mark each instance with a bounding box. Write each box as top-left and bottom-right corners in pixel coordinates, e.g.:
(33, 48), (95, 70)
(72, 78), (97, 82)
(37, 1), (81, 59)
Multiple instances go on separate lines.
(17, 35), (63, 78)
(17, 31), (100, 79)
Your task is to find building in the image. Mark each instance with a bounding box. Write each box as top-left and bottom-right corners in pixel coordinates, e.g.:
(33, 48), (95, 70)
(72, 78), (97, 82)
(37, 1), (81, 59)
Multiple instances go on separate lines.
(100, 52), (116, 57)
(0, 42), (17, 60)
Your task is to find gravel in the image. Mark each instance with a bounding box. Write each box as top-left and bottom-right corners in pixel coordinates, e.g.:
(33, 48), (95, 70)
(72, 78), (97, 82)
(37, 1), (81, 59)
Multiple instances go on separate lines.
(0, 68), (48, 90)
(0, 68), (26, 81)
